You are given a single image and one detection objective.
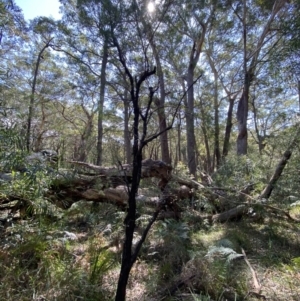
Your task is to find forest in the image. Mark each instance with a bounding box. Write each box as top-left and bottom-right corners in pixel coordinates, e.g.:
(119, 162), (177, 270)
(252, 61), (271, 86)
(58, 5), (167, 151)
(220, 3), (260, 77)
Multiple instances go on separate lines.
(1, 0), (300, 300)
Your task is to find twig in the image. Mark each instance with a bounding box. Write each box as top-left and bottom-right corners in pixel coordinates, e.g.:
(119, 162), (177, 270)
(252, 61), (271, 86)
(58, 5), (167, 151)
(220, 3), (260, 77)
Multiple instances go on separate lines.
(241, 248), (265, 299)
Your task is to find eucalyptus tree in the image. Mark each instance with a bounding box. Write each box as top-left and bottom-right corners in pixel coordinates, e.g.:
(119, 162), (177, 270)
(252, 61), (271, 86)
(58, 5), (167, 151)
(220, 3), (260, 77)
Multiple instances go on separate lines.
(57, 0), (113, 165)
(164, 0), (216, 176)
(234, 0), (290, 155)
(250, 77), (297, 155)
(106, 62), (132, 163)
(0, 0), (27, 136)
(25, 32), (54, 151)
(204, 4), (243, 165)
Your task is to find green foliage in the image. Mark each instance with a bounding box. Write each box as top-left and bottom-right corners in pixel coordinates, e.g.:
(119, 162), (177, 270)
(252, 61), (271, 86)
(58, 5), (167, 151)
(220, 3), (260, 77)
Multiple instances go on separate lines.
(205, 246), (244, 264)
(89, 244), (117, 285)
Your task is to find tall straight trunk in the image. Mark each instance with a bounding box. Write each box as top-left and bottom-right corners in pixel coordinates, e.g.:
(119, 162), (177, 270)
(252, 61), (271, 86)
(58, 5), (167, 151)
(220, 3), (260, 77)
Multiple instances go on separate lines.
(207, 49), (221, 168)
(222, 97), (235, 158)
(236, 0), (288, 155)
(199, 98), (211, 172)
(186, 67), (197, 176)
(177, 120), (181, 163)
(237, 0), (248, 155)
(26, 38), (53, 152)
(236, 86), (249, 155)
(124, 90), (132, 164)
(206, 50), (237, 161)
(213, 71), (220, 169)
(78, 114), (93, 162)
(153, 58), (170, 163)
(96, 41), (108, 165)
(184, 13), (212, 176)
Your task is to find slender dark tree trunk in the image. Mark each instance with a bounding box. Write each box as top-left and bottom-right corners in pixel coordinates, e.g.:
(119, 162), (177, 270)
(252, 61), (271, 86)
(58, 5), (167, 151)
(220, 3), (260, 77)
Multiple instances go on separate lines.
(213, 71), (221, 169)
(186, 66), (197, 176)
(222, 97), (235, 158)
(184, 15), (211, 176)
(199, 98), (211, 172)
(135, 2), (170, 164)
(26, 38), (53, 152)
(236, 0), (248, 155)
(177, 119), (181, 163)
(96, 41), (108, 165)
(113, 34), (158, 301)
(236, 88), (249, 155)
(124, 90), (132, 164)
(154, 61), (170, 164)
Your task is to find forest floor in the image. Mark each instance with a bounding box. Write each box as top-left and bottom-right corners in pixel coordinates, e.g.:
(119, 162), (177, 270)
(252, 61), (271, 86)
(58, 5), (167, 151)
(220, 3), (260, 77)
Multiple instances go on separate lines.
(0, 199), (300, 301)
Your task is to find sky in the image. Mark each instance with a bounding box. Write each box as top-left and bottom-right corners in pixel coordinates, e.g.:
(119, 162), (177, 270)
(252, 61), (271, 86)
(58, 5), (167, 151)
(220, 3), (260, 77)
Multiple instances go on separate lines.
(14, 0), (62, 21)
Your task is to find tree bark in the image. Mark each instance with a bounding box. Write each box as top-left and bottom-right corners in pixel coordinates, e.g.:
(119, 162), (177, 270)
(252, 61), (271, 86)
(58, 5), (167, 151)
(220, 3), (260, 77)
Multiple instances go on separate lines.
(96, 41), (108, 165)
(186, 64), (198, 176)
(212, 205), (247, 223)
(26, 38), (53, 152)
(123, 90), (132, 164)
(236, 0), (249, 155)
(78, 105), (94, 162)
(213, 68), (221, 169)
(113, 33), (158, 301)
(222, 97), (235, 158)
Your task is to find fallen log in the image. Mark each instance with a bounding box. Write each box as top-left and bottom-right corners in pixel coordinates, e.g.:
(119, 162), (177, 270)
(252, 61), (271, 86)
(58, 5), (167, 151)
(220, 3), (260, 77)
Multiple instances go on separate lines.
(68, 158), (172, 181)
(212, 205), (248, 223)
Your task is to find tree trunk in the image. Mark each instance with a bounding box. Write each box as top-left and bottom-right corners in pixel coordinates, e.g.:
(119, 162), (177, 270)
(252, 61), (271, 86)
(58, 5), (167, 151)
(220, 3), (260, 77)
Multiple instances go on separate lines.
(96, 41), (108, 165)
(186, 66), (197, 176)
(236, 0), (249, 155)
(213, 70), (221, 169)
(78, 113), (93, 162)
(222, 97), (235, 158)
(177, 119), (182, 163)
(199, 97), (211, 172)
(236, 0), (288, 155)
(113, 33), (158, 301)
(124, 92), (132, 164)
(236, 87), (249, 155)
(185, 17), (210, 176)
(135, 3), (170, 164)
(26, 38), (53, 152)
